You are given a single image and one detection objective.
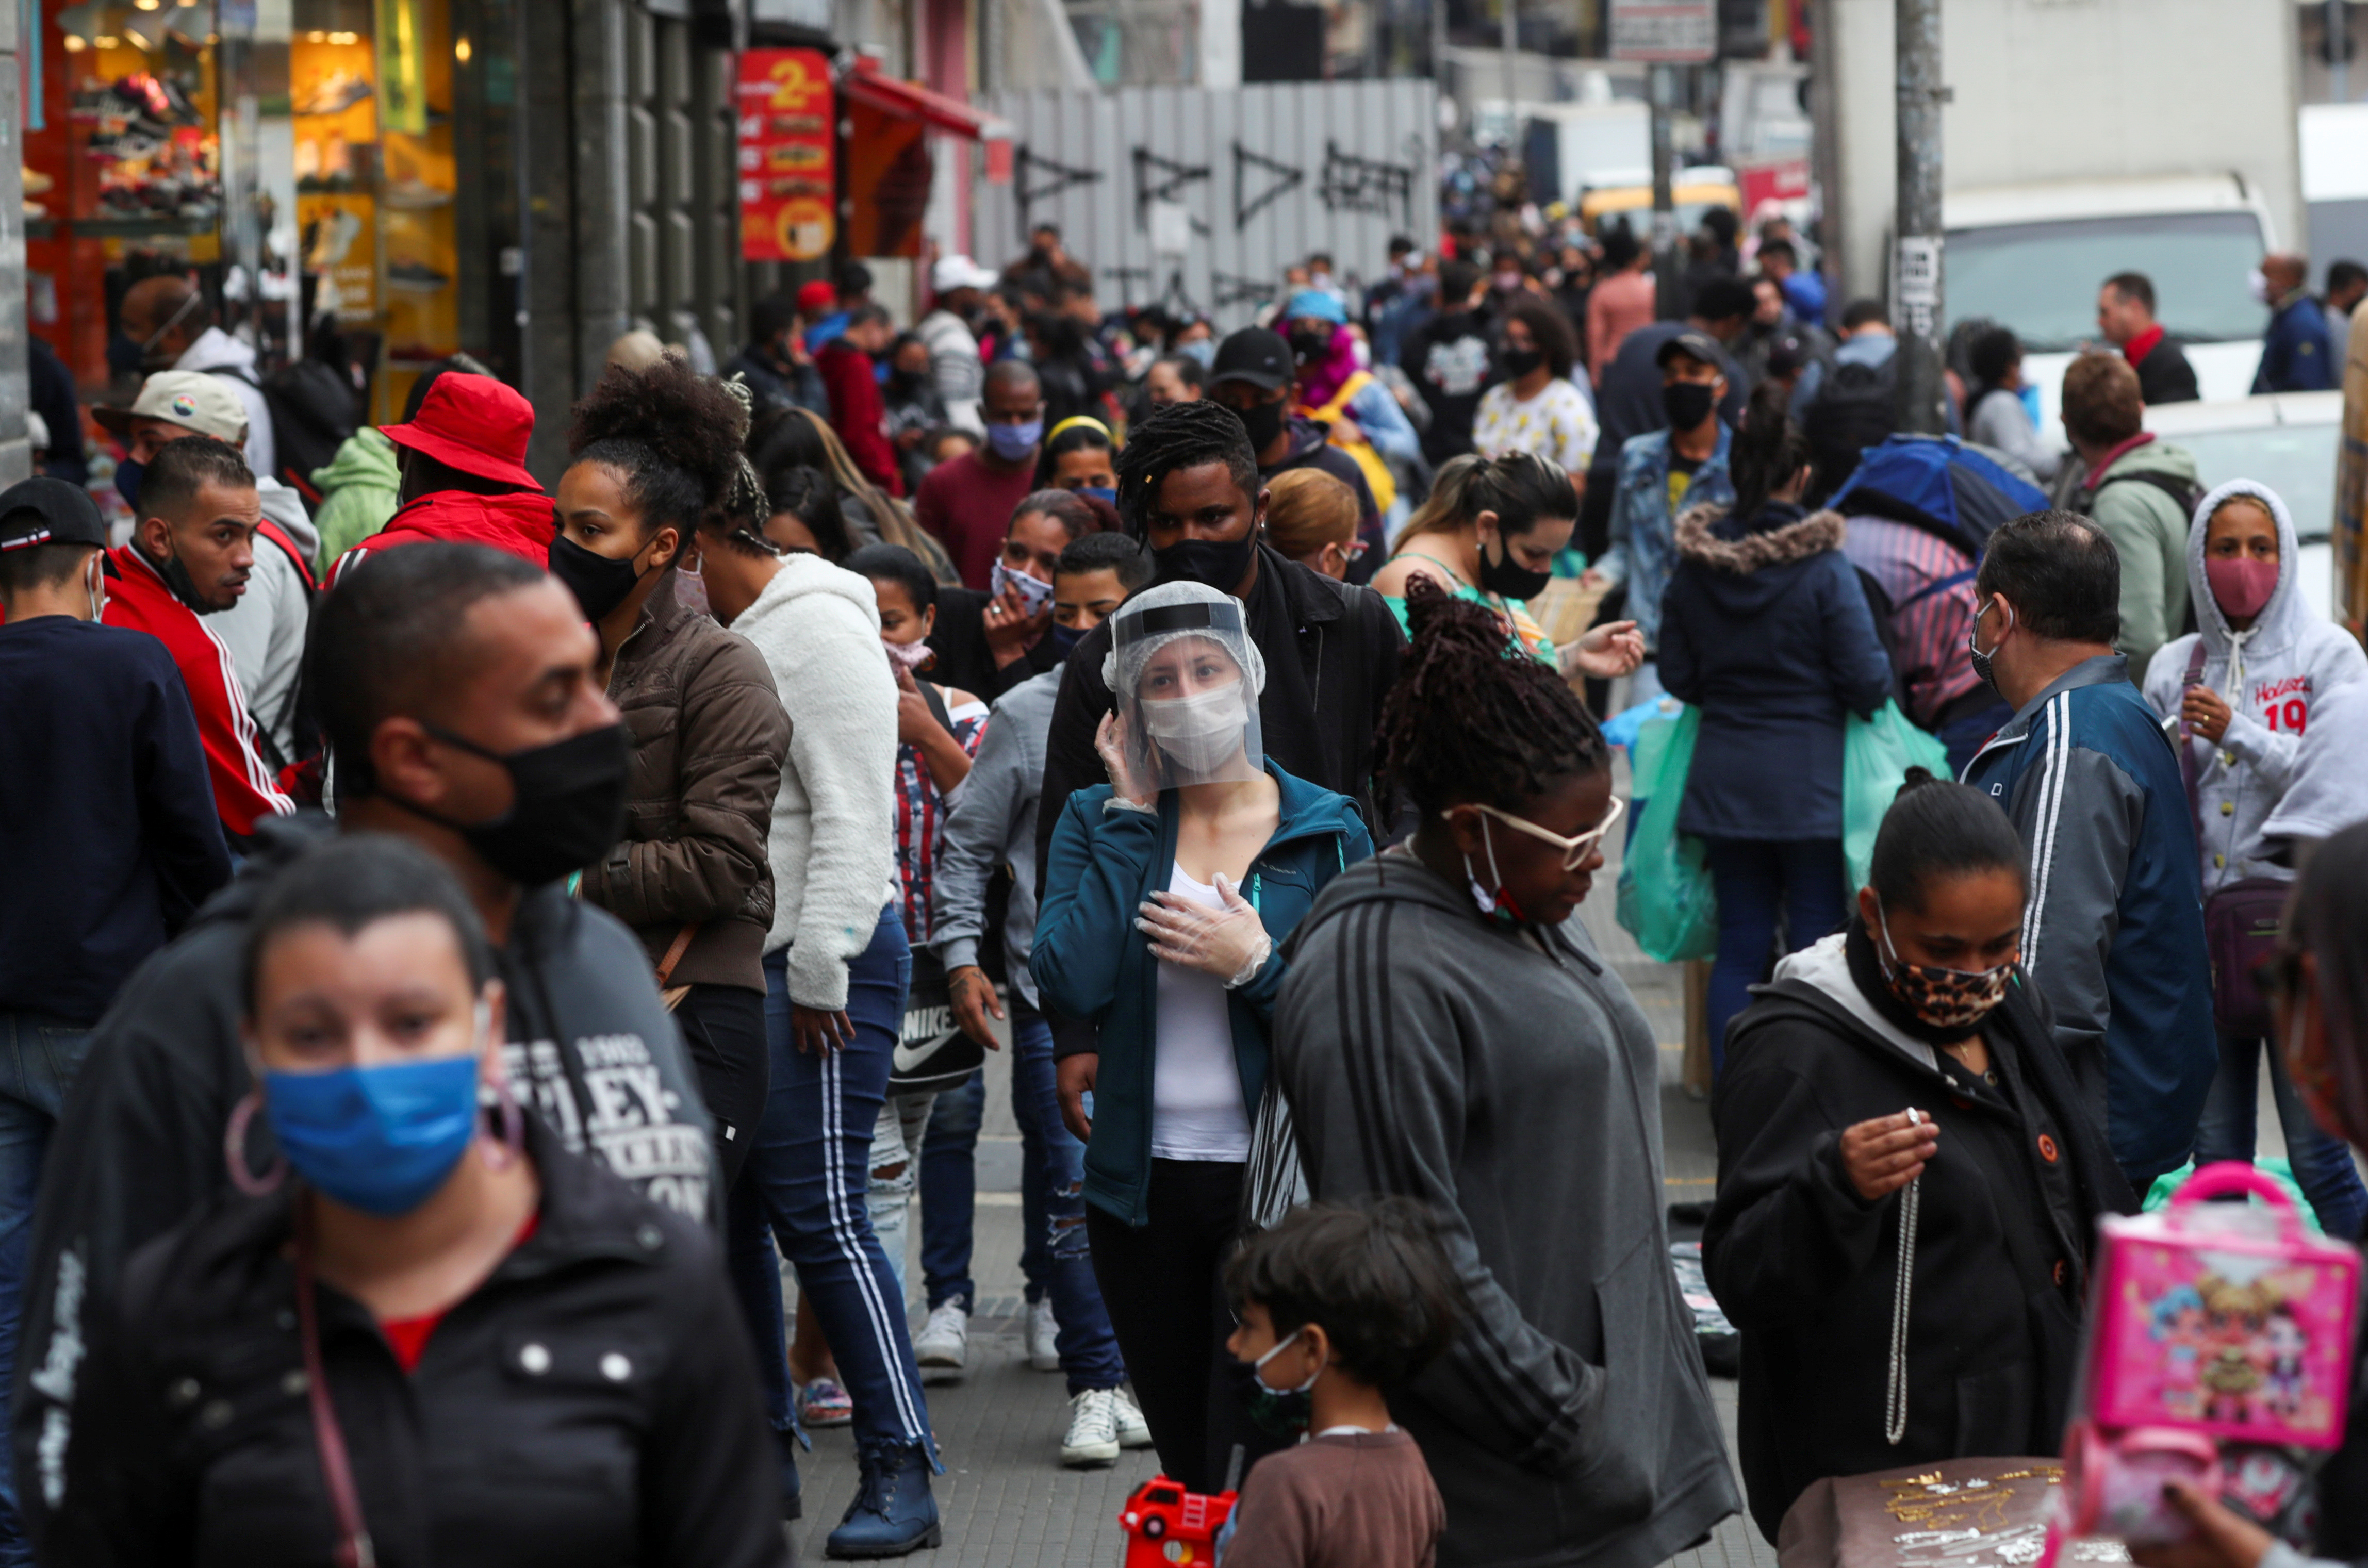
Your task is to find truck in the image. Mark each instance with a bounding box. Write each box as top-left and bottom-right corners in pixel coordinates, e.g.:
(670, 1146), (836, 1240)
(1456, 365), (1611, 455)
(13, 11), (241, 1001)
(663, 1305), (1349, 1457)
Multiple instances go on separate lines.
(1816, 0), (2304, 437)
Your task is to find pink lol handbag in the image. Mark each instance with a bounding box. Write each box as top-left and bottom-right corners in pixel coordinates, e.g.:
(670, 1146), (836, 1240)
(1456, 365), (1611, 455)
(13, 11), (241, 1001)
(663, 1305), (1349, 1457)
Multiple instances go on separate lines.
(2038, 1163), (2360, 1566)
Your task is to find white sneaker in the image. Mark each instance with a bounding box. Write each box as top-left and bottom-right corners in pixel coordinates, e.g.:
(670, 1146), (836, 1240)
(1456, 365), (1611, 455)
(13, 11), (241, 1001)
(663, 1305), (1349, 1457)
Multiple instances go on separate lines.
(1026, 1299), (1061, 1372)
(912, 1301), (967, 1380)
(1112, 1385), (1154, 1449)
(1061, 1388), (1121, 1467)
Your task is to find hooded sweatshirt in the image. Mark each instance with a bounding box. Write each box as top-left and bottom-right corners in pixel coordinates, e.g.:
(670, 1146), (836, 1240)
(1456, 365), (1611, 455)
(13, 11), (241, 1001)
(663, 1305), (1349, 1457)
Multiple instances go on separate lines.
(326, 488), (557, 582)
(1275, 855), (1740, 1568)
(726, 554), (900, 1010)
(174, 326), (275, 485)
(307, 426), (403, 572)
(203, 479), (318, 767)
(2142, 479), (2368, 890)
(2257, 680), (2368, 852)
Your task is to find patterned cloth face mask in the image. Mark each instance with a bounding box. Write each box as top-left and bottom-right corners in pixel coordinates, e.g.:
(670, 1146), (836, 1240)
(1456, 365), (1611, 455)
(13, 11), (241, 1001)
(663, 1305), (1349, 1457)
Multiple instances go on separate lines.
(1874, 894), (2015, 1032)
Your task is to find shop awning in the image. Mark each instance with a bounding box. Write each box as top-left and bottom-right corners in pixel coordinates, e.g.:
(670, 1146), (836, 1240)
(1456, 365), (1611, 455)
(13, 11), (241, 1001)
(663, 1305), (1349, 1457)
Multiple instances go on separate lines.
(836, 57), (1011, 143)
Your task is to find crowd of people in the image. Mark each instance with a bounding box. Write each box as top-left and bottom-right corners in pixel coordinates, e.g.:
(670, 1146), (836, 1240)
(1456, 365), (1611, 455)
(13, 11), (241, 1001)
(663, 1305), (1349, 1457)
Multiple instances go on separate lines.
(7, 208), (2368, 1568)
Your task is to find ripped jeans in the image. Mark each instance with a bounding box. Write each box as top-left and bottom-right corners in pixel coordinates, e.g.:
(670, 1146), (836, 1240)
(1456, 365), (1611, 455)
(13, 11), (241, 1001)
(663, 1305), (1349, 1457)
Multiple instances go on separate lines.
(1010, 996), (1125, 1394)
(867, 1091), (938, 1304)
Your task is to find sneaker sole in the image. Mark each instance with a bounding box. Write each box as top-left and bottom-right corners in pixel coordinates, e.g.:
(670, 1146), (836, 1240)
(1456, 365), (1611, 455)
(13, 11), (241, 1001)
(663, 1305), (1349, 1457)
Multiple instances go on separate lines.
(799, 1407), (853, 1428)
(1029, 1351), (1062, 1373)
(824, 1523), (943, 1559)
(1116, 1428), (1155, 1450)
(918, 1363), (964, 1384)
(1061, 1439), (1120, 1467)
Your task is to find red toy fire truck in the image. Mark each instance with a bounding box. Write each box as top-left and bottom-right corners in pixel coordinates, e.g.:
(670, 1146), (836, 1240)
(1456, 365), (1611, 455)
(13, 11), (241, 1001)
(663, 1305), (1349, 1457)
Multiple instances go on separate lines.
(1118, 1475), (1237, 1566)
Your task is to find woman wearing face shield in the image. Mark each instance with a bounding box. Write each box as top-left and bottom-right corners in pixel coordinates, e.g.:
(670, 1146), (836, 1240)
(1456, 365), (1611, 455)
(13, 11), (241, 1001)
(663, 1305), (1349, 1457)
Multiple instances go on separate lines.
(1703, 770), (2135, 1541)
(55, 836), (785, 1567)
(1030, 579), (1375, 1494)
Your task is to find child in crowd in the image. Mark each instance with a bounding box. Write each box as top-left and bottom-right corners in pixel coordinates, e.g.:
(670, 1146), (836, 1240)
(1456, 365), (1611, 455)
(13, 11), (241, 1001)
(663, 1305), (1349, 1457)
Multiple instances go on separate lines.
(1216, 1200), (1463, 1568)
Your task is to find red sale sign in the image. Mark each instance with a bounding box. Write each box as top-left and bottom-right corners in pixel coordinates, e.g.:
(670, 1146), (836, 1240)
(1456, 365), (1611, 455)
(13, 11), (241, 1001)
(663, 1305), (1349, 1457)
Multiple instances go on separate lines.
(737, 49), (836, 263)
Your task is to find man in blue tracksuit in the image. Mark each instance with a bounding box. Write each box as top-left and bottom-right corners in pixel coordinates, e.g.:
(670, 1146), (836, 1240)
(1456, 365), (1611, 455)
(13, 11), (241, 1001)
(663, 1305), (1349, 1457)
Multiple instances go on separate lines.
(2252, 252), (2335, 394)
(1961, 510), (2216, 1194)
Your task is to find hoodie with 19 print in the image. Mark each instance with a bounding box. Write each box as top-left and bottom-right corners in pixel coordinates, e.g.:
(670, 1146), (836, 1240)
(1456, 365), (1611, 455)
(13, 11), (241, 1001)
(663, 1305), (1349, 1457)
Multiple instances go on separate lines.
(9, 814), (716, 1555)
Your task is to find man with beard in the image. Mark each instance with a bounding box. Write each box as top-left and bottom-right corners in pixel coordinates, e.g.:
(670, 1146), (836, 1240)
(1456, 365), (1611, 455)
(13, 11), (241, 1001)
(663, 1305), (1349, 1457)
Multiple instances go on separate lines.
(98, 435), (295, 843)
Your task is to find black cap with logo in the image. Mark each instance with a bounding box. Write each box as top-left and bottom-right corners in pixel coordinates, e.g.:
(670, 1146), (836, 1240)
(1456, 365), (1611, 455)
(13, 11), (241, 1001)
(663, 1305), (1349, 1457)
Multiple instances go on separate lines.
(1655, 331), (1727, 372)
(0, 477), (107, 556)
(1209, 328), (1294, 391)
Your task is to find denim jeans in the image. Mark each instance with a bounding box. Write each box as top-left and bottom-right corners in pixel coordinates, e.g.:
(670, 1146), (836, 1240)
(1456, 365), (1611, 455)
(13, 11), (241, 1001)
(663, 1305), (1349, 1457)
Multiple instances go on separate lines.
(1008, 1000), (1127, 1393)
(1703, 837), (1849, 1077)
(2194, 1032), (2368, 1241)
(0, 1014), (94, 1567)
(918, 1071), (984, 1312)
(726, 908), (935, 1454)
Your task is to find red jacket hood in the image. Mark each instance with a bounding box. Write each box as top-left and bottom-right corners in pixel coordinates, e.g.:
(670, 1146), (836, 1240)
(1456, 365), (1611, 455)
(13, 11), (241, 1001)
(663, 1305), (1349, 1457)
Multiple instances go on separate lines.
(370, 488), (555, 567)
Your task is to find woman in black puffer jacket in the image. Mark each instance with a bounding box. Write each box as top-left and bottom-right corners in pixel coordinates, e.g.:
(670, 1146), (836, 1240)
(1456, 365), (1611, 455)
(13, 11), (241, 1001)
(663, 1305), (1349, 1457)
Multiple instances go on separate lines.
(1659, 378), (1895, 1074)
(54, 836), (785, 1568)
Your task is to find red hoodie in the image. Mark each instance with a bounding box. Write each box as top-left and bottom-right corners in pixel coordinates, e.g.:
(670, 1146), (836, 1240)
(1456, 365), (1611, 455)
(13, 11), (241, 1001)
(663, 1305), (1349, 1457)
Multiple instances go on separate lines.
(815, 342), (904, 497)
(325, 488), (555, 586)
(101, 544), (297, 839)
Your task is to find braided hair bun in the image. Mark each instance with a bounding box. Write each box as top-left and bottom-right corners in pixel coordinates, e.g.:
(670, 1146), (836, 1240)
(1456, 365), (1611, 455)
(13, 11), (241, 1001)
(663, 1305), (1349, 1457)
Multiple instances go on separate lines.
(1377, 576), (1609, 814)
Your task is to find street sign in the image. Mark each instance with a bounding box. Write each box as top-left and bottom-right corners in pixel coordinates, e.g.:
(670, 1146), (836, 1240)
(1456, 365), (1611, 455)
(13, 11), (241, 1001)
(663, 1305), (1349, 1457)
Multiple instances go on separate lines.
(1609, 0), (1717, 63)
(736, 48), (835, 263)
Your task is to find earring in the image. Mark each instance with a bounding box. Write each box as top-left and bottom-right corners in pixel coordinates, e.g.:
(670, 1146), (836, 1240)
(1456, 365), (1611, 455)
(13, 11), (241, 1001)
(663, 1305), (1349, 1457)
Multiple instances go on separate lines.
(224, 1089), (287, 1196)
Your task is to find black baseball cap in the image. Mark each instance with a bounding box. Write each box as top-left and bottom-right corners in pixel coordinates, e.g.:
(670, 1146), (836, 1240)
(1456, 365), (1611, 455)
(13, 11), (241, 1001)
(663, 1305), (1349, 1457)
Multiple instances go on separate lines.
(0, 477), (107, 555)
(1655, 331), (1726, 372)
(1209, 328), (1293, 391)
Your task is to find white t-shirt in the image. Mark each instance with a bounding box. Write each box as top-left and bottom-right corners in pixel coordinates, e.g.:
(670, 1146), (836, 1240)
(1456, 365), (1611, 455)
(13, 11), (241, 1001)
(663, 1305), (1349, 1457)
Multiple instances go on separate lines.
(1150, 863), (1253, 1162)
(1472, 377), (1599, 474)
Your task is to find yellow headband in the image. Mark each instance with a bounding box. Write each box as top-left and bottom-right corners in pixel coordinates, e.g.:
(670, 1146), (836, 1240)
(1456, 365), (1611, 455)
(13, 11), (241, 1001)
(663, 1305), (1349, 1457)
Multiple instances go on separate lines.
(1046, 415), (1114, 445)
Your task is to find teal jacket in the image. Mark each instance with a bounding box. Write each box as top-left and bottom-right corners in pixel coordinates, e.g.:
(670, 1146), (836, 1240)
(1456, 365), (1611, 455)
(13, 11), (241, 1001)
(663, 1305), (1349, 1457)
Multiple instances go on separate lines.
(1031, 762), (1374, 1227)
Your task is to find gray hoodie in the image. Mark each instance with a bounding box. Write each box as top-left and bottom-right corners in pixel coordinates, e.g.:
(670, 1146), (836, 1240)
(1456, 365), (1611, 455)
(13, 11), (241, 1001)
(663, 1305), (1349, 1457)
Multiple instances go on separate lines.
(2258, 678), (2368, 851)
(930, 666), (1056, 1006)
(1275, 854), (1738, 1568)
(2142, 478), (2368, 889)
(206, 480), (318, 765)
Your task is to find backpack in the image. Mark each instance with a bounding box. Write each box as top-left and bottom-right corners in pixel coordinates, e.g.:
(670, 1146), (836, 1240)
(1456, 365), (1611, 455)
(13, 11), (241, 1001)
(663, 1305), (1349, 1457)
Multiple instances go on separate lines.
(211, 360), (359, 506)
(1804, 357), (1898, 506)
(2079, 467), (2207, 638)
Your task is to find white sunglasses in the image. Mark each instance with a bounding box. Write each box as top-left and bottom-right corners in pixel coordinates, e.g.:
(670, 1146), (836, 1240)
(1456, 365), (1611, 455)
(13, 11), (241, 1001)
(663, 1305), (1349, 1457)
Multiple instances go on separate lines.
(1442, 796), (1626, 870)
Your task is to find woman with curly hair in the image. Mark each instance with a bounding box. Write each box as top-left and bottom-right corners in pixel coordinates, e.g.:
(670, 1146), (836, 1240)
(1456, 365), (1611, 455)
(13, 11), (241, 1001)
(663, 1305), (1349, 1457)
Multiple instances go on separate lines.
(557, 359), (791, 1213)
(1274, 580), (1739, 1568)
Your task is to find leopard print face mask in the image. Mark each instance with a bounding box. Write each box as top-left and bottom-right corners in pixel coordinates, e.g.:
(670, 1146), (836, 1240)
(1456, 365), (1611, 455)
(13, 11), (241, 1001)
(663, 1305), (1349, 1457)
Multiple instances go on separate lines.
(1875, 894), (2015, 1032)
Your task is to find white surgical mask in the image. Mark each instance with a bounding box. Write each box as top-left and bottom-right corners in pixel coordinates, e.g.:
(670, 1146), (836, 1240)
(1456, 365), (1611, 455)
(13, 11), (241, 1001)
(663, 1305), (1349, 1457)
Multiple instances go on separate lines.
(1140, 683), (1246, 773)
(2248, 268), (2274, 305)
(84, 556), (106, 621)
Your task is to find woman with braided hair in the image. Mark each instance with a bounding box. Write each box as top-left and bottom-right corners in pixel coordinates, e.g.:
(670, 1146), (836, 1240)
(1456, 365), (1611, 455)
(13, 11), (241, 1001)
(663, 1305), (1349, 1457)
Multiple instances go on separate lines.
(559, 358), (791, 1203)
(1275, 578), (1740, 1568)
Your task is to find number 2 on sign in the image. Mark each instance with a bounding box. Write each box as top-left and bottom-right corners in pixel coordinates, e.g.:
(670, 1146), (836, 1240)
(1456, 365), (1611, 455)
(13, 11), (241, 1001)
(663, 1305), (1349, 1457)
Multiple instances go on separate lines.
(2263, 698), (2309, 734)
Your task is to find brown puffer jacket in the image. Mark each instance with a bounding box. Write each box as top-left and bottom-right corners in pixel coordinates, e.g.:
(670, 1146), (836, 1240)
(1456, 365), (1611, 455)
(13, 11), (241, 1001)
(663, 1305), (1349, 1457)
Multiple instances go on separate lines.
(580, 570), (790, 993)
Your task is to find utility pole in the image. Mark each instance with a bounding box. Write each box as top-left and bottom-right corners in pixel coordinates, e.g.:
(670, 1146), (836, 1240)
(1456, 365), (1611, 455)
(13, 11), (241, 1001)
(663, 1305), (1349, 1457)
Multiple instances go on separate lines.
(1893, 0), (1947, 435)
(1649, 62), (1677, 317)
(1502, 0), (1518, 142)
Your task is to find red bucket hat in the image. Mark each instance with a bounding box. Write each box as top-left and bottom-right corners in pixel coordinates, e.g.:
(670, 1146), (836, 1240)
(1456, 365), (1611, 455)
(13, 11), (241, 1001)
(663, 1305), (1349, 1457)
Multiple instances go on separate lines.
(380, 374), (539, 490)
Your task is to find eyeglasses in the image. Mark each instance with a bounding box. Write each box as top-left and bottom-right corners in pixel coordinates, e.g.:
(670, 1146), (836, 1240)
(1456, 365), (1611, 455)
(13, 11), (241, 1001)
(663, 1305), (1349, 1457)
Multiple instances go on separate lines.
(1444, 796), (1626, 870)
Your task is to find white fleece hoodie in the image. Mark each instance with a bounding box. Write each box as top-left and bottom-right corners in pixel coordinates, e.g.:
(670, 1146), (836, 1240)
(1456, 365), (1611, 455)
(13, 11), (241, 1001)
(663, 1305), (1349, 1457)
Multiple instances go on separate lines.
(2143, 478), (2368, 888)
(730, 554), (900, 1009)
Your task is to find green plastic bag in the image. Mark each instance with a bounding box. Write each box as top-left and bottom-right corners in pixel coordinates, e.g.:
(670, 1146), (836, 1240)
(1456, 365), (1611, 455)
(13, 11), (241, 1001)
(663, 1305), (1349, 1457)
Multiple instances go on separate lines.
(1616, 704), (1719, 963)
(1841, 700), (1953, 892)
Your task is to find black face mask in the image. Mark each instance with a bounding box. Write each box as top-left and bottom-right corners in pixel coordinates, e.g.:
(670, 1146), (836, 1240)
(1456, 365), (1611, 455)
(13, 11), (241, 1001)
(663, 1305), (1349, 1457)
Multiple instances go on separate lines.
(1229, 397), (1287, 454)
(1499, 346), (1544, 378)
(1287, 327), (1333, 366)
(139, 537), (216, 614)
(1477, 531), (1553, 602)
(549, 532), (652, 622)
(1662, 380), (1717, 431)
(387, 722), (632, 887)
(1153, 533), (1256, 591)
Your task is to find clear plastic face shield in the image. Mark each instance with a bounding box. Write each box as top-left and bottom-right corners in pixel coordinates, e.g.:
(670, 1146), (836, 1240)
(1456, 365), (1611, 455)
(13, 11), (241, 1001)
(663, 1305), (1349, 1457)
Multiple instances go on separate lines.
(1104, 586), (1267, 790)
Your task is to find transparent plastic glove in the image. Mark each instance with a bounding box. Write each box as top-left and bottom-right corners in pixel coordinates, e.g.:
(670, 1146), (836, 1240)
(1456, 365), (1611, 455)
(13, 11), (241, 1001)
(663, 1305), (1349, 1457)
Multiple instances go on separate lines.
(1095, 709), (1158, 811)
(1137, 873), (1274, 987)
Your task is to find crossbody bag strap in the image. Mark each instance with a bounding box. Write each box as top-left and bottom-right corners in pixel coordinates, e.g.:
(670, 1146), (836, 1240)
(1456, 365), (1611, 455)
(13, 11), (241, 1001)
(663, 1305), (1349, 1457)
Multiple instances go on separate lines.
(294, 1203), (377, 1568)
(2179, 639), (2209, 852)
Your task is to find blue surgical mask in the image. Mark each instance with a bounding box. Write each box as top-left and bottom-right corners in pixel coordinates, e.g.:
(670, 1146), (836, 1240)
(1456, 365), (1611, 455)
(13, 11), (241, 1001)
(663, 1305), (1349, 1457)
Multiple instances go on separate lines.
(1178, 339), (1216, 369)
(986, 420), (1042, 463)
(1077, 485), (1117, 505)
(990, 557), (1056, 614)
(114, 458), (143, 511)
(1049, 620), (1088, 659)
(264, 1047), (485, 1216)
